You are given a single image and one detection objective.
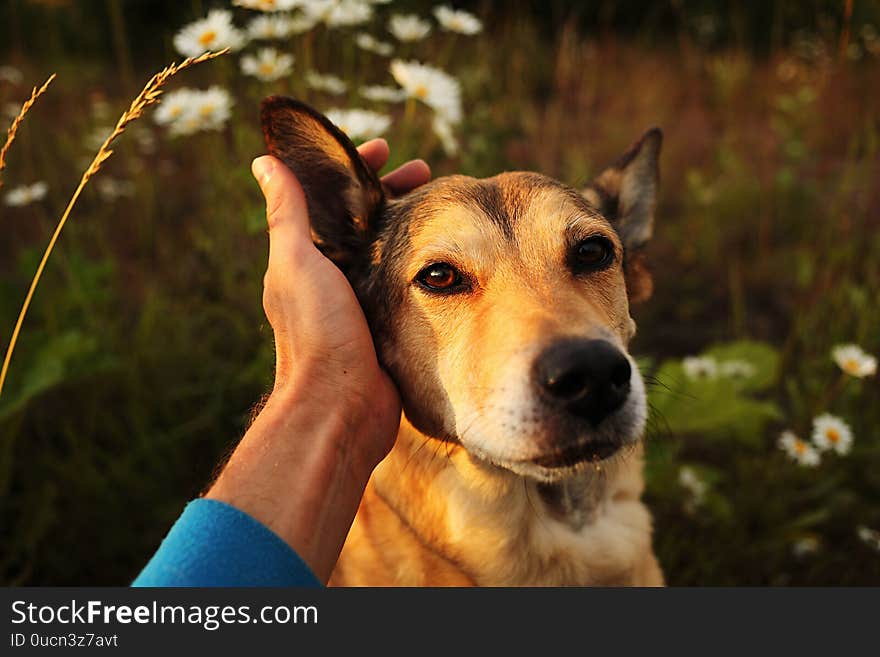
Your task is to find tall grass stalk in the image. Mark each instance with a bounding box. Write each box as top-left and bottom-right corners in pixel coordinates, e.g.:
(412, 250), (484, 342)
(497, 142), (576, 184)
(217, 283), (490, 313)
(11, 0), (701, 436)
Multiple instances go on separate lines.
(0, 50), (228, 398)
(0, 74), (56, 190)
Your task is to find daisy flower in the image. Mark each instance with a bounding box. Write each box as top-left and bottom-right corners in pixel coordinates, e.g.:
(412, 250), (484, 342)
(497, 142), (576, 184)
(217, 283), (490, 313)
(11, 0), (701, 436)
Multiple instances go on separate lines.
(432, 114), (459, 155)
(246, 14), (294, 40)
(360, 84), (407, 102)
(811, 414), (853, 455)
(0, 65), (24, 84)
(433, 5), (483, 35)
(682, 355), (718, 380)
(241, 48), (294, 81)
(778, 430), (821, 466)
(678, 466), (708, 514)
(3, 181), (48, 207)
(678, 466), (708, 499)
(153, 88), (196, 127)
(831, 344), (877, 378)
(791, 535), (820, 557)
(305, 71), (347, 95)
(190, 86), (234, 130)
(302, 0), (373, 28)
(857, 526), (880, 552)
(3, 102), (21, 120)
(96, 177), (136, 202)
(388, 14), (432, 42)
(173, 10), (246, 58)
(325, 108), (391, 141)
(719, 359), (756, 379)
(356, 33), (394, 56)
(84, 125), (114, 151)
(390, 59), (462, 123)
(233, 0), (301, 11)
(162, 87), (234, 136)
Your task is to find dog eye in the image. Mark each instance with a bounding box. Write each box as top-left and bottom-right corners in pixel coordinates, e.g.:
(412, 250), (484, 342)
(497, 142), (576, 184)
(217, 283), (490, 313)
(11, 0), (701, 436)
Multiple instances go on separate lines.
(571, 236), (615, 273)
(415, 263), (463, 293)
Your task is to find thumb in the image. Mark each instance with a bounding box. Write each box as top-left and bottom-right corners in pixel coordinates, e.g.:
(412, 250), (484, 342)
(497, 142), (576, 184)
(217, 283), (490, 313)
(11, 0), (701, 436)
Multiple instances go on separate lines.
(252, 155), (315, 269)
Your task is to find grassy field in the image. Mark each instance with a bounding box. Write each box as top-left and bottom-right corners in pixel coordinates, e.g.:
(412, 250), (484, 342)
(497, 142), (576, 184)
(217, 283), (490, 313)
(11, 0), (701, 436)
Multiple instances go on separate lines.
(1, 1), (878, 585)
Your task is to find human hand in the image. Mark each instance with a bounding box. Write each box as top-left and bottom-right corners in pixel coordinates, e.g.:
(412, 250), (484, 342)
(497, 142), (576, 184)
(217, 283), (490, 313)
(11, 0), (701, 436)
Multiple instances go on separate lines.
(255, 139), (429, 474)
(206, 140), (430, 582)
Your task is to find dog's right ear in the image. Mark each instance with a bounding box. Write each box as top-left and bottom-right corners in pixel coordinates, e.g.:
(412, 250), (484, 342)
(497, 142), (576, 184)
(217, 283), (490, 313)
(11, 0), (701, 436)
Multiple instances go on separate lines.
(260, 96), (385, 269)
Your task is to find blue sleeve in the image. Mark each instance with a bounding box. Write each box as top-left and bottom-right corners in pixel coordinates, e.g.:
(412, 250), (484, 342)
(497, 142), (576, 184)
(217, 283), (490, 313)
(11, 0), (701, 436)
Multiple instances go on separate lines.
(132, 498), (322, 587)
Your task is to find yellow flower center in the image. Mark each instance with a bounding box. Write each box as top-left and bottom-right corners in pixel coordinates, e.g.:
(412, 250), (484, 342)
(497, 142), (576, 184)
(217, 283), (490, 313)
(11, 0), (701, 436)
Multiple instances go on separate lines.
(259, 63), (276, 75)
(843, 358), (861, 374)
(199, 104), (216, 117)
(169, 106), (183, 118)
(414, 85), (429, 100)
(826, 429), (840, 443)
(198, 30), (217, 47)
(794, 441), (806, 454)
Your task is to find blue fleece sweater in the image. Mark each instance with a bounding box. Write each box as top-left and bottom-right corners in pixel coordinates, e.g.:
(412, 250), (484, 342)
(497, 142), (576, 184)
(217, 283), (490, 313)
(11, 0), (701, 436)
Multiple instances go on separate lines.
(132, 498), (321, 587)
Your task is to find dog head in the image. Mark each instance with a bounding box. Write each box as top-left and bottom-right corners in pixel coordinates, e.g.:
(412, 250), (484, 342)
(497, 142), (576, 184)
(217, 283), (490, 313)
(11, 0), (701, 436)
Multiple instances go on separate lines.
(261, 97), (661, 482)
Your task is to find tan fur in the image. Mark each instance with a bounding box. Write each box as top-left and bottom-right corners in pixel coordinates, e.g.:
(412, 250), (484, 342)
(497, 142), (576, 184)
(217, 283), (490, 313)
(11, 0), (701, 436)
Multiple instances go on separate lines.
(331, 417), (662, 586)
(329, 176), (662, 587)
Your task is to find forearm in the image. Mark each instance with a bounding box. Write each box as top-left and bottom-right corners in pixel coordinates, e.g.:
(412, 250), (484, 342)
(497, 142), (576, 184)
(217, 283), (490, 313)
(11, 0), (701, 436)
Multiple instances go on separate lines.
(204, 386), (380, 583)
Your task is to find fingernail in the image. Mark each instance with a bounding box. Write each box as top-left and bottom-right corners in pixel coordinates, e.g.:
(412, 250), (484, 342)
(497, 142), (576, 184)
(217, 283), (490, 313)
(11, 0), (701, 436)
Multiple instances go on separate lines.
(251, 156), (275, 188)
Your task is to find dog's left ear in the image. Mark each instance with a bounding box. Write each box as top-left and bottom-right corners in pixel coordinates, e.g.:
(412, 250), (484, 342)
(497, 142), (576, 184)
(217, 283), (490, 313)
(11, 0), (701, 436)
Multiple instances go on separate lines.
(260, 96), (385, 270)
(583, 128), (662, 251)
(583, 128), (661, 303)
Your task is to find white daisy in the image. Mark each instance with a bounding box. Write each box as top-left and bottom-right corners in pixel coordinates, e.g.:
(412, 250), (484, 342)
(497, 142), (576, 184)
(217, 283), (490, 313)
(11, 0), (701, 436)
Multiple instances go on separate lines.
(233, 0), (302, 11)
(0, 65), (23, 84)
(84, 125), (114, 151)
(432, 114), (458, 155)
(355, 32), (394, 56)
(791, 535), (820, 557)
(287, 12), (320, 33)
(3, 102), (21, 120)
(325, 108), (391, 141)
(678, 466), (707, 514)
(831, 344), (877, 378)
(682, 355), (718, 380)
(163, 87), (234, 136)
(96, 177), (136, 202)
(778, 430), (821, 466)
(305, 71), (347, 95)
(678, 466), (708, 499)
(360, 84), (407, 102)
(153, 88), (197, 126)
(719, 359), (756, 379)
(190, 86), (234, 131)
(811, 414), (853, 455)
(4, 181), (48, 207)
(173, 9), (246, 58)
(857, 526), (880, 552)
(433, 5), (482, 35)
(390, 59), (462, 123)
(302, 0), (373, 28)
(246, 14), (294, 40)
(241, 48), (294, 81)
(388, 14), (432, 42)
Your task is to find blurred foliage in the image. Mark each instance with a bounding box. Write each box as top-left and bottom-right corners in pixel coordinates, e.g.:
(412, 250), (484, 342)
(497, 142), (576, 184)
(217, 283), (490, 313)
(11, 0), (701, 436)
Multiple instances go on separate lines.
(0, 0), (878, 585)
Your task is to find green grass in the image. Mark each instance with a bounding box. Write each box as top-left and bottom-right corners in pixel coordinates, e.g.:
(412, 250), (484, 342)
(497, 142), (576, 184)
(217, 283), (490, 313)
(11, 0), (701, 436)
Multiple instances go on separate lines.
(1, 2), (878, 585)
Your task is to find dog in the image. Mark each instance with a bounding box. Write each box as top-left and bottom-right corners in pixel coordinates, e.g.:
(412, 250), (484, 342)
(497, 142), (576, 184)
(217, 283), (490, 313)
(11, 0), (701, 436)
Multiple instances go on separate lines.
(261, 96), (664, 586)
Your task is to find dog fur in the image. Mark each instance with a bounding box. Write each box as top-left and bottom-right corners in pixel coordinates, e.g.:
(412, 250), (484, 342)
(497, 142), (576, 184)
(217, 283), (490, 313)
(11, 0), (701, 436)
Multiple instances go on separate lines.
(261, 96), (664, 586)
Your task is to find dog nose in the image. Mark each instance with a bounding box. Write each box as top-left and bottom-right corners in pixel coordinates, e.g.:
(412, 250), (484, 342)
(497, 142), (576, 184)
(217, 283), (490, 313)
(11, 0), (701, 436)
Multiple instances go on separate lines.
(534, 339), (632, 426)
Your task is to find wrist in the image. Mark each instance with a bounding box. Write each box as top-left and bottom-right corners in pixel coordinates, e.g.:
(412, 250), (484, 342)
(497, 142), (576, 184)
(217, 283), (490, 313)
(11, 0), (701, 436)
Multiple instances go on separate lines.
(204, 380), (395, 582)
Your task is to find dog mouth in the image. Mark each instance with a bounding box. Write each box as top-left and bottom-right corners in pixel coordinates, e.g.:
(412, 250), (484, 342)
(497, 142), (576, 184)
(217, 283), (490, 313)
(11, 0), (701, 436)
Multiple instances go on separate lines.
(529, 439), (623, 469)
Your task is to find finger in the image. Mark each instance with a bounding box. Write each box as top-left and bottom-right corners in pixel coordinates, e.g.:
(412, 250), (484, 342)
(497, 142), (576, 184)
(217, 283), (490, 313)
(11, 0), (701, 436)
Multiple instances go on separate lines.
(357, 138), (390, 173)
(381, 159), (432, 196)
(252, 155), (314, 270)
